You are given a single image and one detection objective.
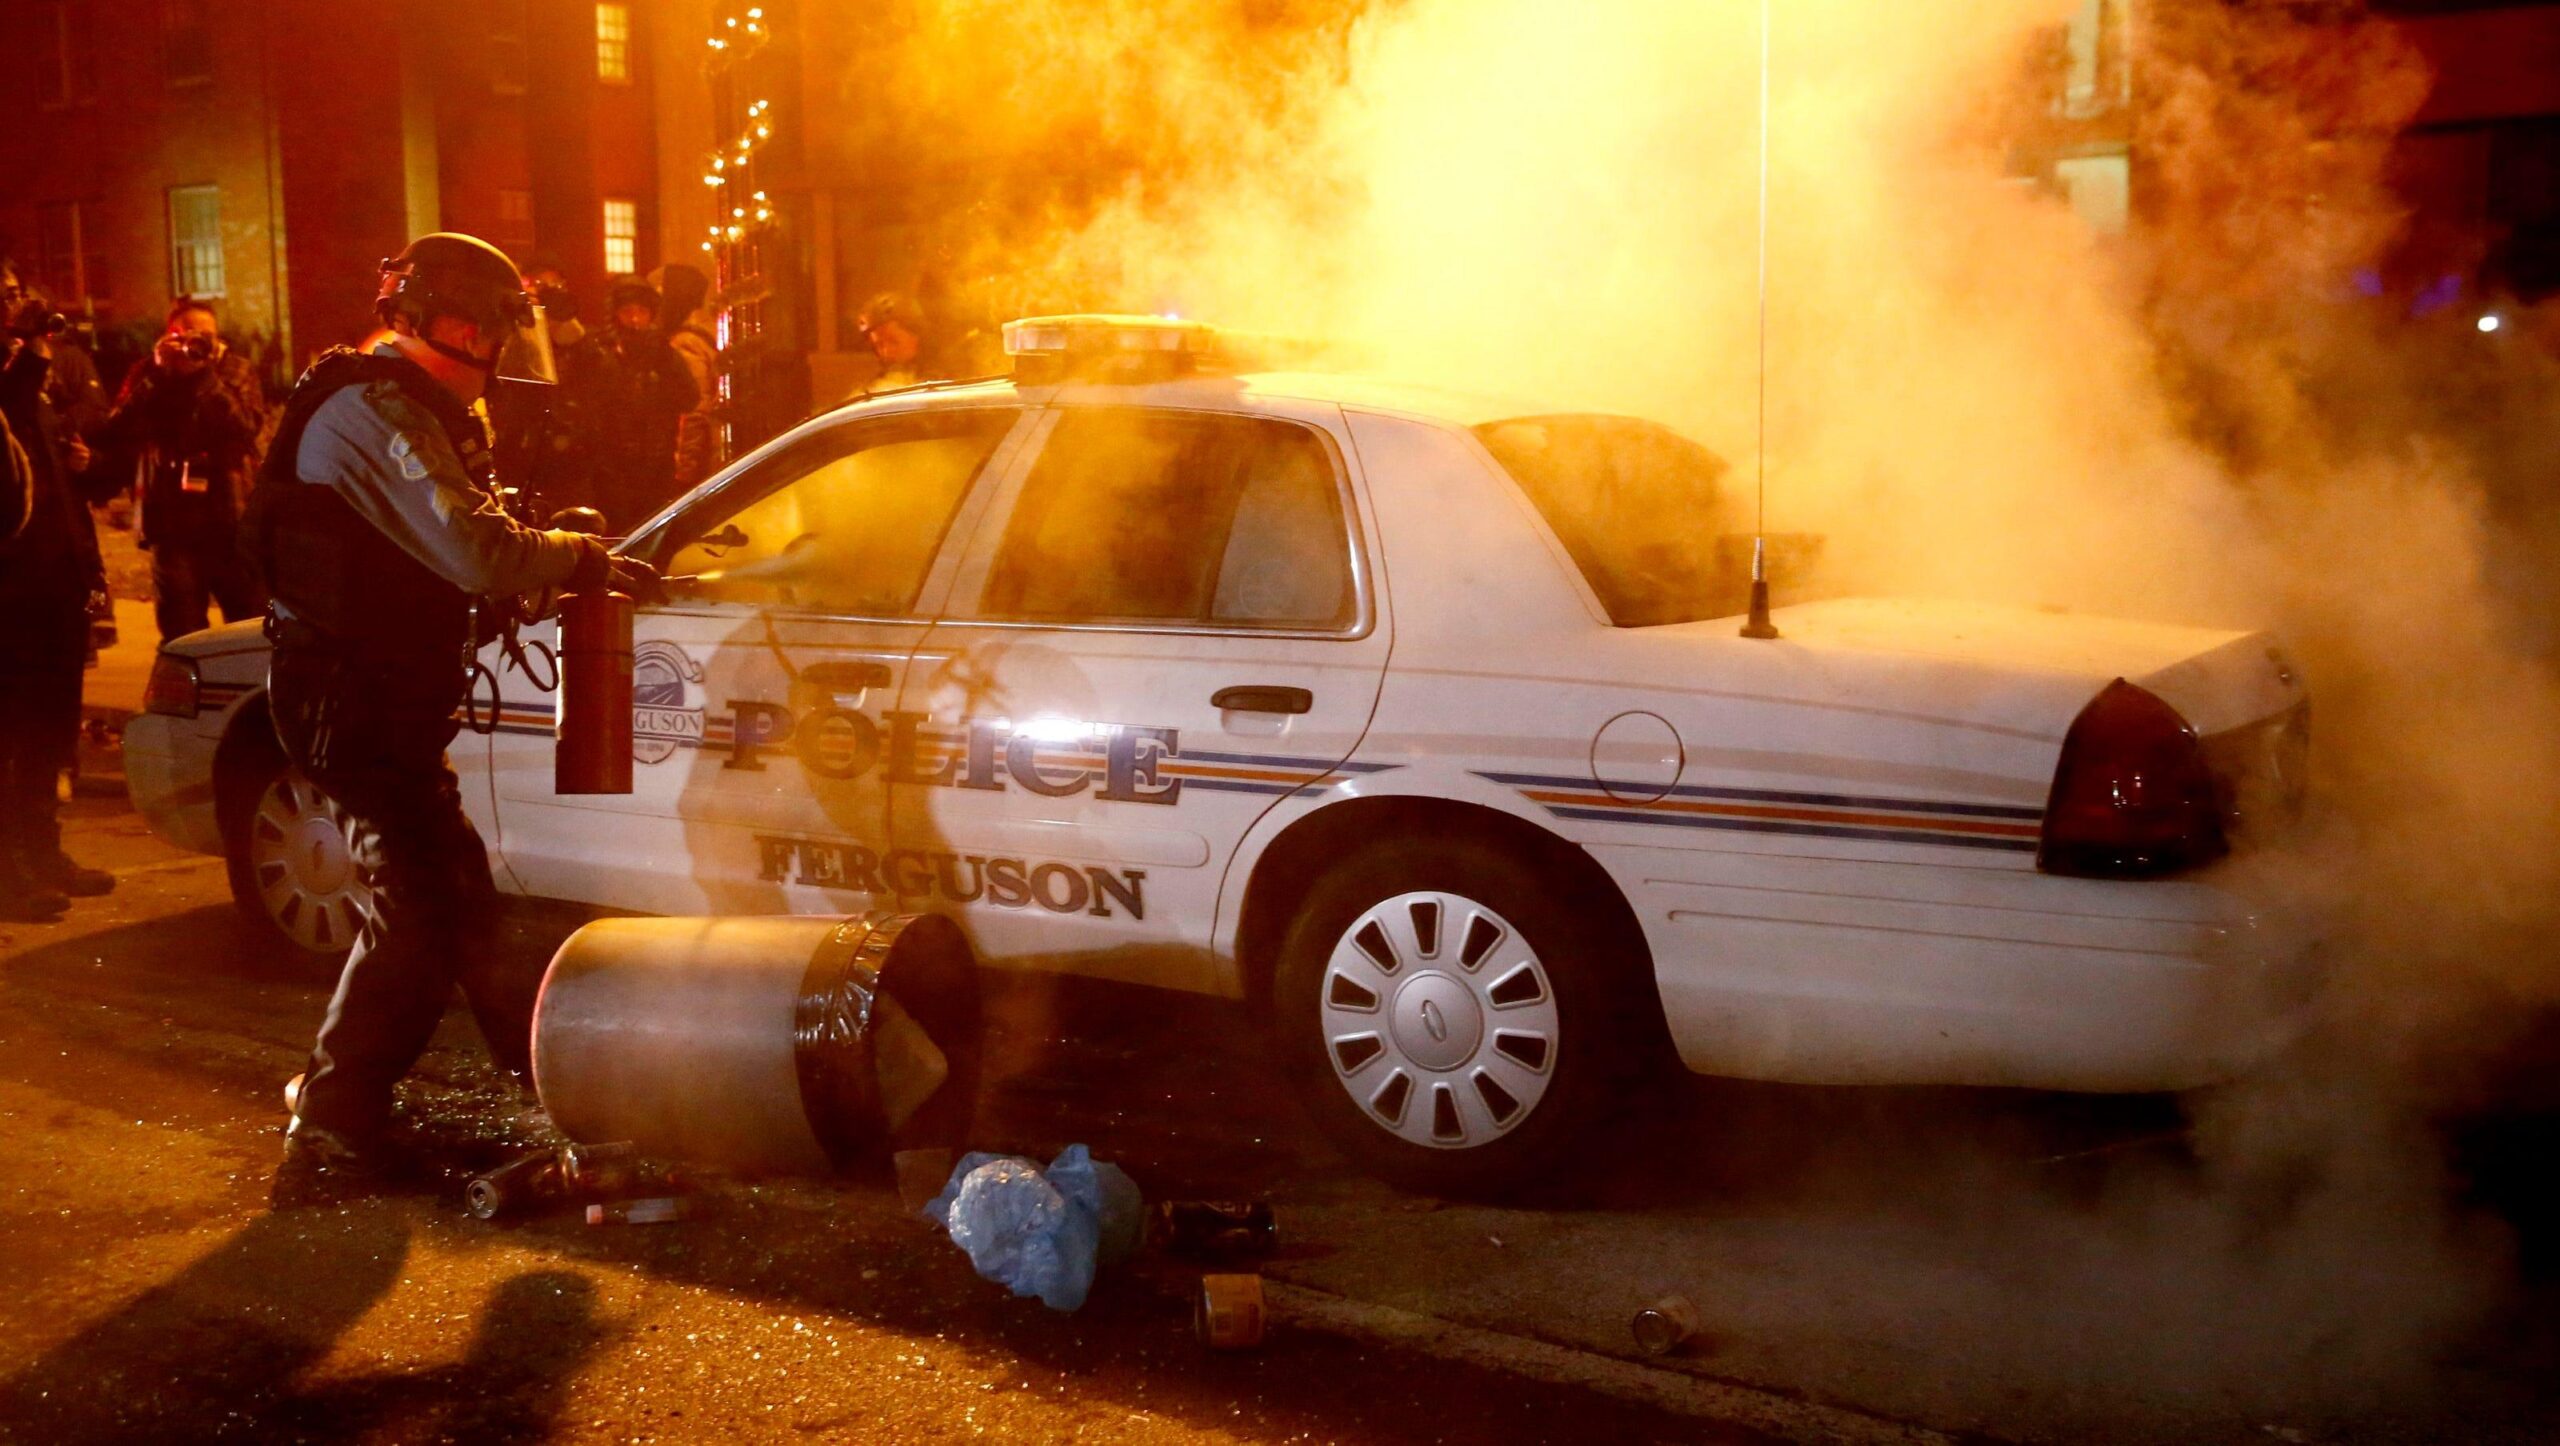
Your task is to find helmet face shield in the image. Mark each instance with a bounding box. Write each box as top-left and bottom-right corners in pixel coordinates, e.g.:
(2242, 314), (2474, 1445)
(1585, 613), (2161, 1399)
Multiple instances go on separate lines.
(375, 233), (553, 380)
(496, 298), (559, 385)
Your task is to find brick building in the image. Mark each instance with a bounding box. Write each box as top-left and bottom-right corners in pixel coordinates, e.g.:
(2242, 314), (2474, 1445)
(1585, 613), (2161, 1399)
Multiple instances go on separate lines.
(0, 0), (667, 384)
(2023, 0), (2560, 304)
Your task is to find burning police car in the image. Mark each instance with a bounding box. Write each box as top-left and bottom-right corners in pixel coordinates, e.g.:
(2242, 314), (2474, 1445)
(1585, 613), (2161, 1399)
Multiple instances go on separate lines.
(127, 315), (2316, 1196)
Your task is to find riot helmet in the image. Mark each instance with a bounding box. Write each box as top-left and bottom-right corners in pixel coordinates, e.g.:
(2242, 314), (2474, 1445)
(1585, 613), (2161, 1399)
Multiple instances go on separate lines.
(376, 232), (558, 383)
(606, 280), (663, 332)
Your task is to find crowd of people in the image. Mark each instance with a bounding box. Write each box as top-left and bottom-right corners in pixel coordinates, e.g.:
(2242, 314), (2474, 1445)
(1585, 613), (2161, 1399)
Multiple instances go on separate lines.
(0, 250), (736, 923)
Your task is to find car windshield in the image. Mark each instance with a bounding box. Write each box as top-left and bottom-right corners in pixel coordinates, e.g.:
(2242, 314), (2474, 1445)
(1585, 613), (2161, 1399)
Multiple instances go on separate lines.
(1474, 415), (1754, 627)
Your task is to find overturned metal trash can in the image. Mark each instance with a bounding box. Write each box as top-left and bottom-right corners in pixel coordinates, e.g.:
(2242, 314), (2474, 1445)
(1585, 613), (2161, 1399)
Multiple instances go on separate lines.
(531, 913), (982, 1175)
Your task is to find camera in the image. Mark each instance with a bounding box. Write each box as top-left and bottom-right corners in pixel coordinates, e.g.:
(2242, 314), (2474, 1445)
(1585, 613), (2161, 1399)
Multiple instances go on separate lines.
(171, 333), (215, 362)
(532, 281), (580, 326)
(4, 303), (68, 340)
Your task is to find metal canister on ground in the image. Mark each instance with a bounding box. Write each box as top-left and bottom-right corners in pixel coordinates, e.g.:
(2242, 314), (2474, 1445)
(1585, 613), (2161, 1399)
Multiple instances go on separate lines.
(1195, 1274), (1266, 1350)
(562, 1140), (680, 1199)
(466, 1151), (566, 1221)
(1630, 1294), (1703, 1356)
(1151, 1200), (1278, 1261)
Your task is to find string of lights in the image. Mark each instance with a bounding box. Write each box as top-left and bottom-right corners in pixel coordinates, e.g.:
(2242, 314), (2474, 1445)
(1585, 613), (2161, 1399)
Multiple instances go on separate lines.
(700, 6), (775, 253)
(700, 1), (781, 463)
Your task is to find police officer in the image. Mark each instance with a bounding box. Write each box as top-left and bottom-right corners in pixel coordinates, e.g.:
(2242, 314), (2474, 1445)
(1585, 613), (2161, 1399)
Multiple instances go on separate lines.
(245, 233), (659, 1195)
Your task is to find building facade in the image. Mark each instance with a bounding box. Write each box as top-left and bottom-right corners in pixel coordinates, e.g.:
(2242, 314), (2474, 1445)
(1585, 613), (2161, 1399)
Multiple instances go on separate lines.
(2017, 0), (2560, 305)
(0, 0), (665, 384)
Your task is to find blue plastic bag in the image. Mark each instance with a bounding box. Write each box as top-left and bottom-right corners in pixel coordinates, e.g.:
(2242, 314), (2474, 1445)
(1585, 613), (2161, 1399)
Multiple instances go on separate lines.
(924, 1145), (1142, 1312)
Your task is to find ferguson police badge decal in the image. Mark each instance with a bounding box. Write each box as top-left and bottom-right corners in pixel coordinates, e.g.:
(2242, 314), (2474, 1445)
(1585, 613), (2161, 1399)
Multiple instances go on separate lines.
(630, 641), (705, 764)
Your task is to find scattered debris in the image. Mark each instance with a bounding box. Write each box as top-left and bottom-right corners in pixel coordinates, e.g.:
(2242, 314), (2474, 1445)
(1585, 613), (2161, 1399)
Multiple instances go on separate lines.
(463, 1140), (685, 1222)
(465, 1152), (564, 1221)
(894, 1147), (957, 1215)
(1195, 1274), (1267, 1350)
(1150, 1200), (1278, 1262)
(587, 1196), (698, 1225)
(924, 1145), (1142, 1312)
(1630, 1294), (1704, 1357)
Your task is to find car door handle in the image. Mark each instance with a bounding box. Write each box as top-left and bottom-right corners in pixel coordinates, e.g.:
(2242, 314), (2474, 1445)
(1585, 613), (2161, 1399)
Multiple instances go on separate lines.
(1213, 685), (1312, 715)
(803, 660), (894, 692)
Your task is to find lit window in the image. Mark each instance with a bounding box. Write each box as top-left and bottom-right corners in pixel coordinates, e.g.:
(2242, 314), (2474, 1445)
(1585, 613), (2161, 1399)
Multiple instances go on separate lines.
(603, 198), (638, 275)
(168, 184), (225, 298)
(596, 2), (631, 83)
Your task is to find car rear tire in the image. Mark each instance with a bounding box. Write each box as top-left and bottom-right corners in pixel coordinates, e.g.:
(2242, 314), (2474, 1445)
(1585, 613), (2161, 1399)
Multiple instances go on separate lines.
(221, 744), (370, 965)
(1273, 835), (1652, 1198)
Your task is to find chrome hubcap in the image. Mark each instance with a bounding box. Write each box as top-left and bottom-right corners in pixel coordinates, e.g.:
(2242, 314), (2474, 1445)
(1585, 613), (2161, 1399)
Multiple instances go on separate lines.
(247, 771), (369, 954)
(1318, 890), (1559, 1150)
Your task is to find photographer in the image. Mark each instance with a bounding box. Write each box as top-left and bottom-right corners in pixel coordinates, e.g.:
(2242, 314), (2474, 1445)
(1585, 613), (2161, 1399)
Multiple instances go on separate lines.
(0, 267), (114, 921)
(102, 299), (271, 642)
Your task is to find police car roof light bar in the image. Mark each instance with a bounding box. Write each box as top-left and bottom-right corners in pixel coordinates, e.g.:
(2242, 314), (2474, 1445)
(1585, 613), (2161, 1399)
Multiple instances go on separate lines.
(1004, 314), (1215, 385)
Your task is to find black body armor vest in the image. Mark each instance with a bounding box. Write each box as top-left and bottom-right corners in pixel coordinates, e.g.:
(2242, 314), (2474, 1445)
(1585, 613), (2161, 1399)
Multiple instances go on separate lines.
(241, 348), (496, 665)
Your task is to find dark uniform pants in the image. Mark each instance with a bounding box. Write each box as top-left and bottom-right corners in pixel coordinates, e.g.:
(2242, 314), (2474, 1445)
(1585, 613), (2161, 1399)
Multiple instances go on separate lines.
(151, 537), (268, 643)
(0, 591), (90, 884)
(268, 645), (536, 1142)
(0, 658), (82, 881)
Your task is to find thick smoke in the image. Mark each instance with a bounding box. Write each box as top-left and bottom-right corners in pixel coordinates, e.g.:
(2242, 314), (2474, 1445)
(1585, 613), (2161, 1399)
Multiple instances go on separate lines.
(848, 0), (2560, 1422)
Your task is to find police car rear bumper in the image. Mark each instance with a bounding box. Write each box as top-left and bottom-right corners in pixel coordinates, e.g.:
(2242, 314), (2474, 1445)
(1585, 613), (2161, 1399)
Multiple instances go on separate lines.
(1596, 844), (2323, 1093)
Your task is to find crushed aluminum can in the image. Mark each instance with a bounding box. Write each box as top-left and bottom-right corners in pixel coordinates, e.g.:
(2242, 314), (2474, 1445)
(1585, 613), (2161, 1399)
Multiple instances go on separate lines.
(586, 1196), (697, 1226)
(1195, 1273), (1266, 1350)
(1630, 1294), (1703, 1356)
(1150, 1200), (1278, 1261)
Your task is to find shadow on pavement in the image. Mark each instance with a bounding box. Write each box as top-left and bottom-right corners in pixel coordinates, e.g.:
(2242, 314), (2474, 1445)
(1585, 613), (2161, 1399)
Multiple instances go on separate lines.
(0, 1209), (606, 1444)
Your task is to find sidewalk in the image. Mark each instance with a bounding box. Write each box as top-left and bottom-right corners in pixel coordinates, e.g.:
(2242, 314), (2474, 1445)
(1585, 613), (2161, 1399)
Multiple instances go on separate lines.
(86, 596), (160, 725)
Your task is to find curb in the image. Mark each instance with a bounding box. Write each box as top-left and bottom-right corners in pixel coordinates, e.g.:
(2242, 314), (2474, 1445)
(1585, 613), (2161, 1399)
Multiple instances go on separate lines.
(1261, 1280), (1961, 1446)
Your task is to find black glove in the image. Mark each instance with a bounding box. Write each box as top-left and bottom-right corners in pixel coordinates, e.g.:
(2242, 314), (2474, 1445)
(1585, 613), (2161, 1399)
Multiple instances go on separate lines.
(608, 554), (666, 604)
(568, 536), (613, 592)
(568, 541), (666, 602)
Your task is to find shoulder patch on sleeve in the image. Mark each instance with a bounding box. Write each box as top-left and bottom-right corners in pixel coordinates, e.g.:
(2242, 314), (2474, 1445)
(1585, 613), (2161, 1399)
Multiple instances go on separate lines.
(388, 429), (437, 481)
(352, 385), (449, 481)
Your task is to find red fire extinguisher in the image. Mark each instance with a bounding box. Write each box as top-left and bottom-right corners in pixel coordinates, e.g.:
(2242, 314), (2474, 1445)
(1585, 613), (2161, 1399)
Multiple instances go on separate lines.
(555, 589), (635, 794)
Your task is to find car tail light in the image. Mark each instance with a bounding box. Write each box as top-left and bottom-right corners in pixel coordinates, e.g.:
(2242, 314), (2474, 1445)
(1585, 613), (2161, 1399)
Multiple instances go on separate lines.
(2038, 679), (2228, 879)
(143, 654), (201, 718)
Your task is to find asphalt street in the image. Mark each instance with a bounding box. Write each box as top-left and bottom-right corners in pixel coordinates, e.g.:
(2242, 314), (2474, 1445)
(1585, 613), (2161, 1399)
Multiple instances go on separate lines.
(2, 782), (2555, 1444)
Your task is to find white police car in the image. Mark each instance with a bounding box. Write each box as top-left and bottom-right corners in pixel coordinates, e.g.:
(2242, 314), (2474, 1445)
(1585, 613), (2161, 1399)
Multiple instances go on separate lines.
(128, 315), (2315, 1195)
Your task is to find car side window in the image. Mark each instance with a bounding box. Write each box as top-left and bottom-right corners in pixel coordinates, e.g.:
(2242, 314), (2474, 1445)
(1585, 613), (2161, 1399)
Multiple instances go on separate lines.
(656, 410), (1015, 616)
(978, 409), (1354, 630)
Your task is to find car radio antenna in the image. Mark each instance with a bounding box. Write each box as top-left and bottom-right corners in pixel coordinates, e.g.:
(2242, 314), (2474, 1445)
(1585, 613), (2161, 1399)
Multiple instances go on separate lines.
(1741, 0), (1782, 641)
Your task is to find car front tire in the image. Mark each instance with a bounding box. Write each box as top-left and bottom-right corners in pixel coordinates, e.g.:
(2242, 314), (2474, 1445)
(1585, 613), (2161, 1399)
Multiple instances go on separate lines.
(221, 747), (370, 965)
(1274, 835), (1652, 1198)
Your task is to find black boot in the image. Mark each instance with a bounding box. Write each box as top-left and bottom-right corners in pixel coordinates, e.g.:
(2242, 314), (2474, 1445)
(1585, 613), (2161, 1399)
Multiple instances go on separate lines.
(0, 861), (69, 922)
(30, 851), (113, 898)
(269, 1117), (393, 1209)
